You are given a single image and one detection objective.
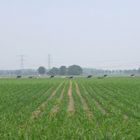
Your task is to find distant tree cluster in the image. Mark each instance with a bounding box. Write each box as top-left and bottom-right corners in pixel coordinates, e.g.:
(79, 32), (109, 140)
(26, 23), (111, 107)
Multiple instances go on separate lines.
(38, 66), (46, 75)
(0, 69), (38, 76)
(83, 68), (140, 76)
(47, 65), (83, 76)
(0, 67), (140, 77)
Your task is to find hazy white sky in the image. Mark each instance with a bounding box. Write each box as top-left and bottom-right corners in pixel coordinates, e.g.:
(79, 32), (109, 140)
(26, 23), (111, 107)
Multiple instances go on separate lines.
(0, 0), (140, 70)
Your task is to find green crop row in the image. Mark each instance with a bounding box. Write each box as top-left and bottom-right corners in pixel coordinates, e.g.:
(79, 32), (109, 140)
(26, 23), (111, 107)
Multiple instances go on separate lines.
(0, 77), (140, 139)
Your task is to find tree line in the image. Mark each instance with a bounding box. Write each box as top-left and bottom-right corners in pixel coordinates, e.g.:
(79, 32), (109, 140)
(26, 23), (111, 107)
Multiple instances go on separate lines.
(38, 65), (83, 76)
(83, 68), (140, 76)
(0, 67), (140, 76)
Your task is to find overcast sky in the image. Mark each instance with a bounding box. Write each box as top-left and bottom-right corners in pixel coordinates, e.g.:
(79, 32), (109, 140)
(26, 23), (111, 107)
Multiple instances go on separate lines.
(0, 0), (140, 70)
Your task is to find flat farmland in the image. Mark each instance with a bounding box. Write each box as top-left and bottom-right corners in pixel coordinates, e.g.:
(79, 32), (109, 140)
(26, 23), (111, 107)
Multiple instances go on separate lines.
(0, 77), (140, 139)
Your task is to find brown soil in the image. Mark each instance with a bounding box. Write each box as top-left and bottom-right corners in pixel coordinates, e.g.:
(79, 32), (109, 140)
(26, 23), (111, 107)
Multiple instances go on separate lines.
(50, 86), (65, 114)
(50, 106), (58, 114)
(81, 84), (108, 116)
(93, 98), (106, 115)
(58, 86), (65, 101)
(31, 82), (63, 119)
(75, 83), (93, 118)
(67, 81), (74, 113)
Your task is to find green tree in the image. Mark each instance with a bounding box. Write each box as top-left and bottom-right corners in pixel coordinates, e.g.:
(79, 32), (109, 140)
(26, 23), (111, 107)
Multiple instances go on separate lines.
(67, 65), (83, 75)
(59, 66), (67, 75)
(138, 68), (140, 74)
(48, 67), (59, 75)
(38, 66), (46, 75)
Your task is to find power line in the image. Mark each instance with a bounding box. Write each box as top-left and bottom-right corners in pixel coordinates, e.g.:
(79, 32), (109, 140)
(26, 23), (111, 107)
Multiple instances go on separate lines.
(48, 54), (52, 70)
(18, 55), (26, 75)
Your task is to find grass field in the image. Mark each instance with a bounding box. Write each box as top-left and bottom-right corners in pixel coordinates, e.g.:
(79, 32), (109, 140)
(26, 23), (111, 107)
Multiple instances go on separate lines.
(0, 77), (140, 139)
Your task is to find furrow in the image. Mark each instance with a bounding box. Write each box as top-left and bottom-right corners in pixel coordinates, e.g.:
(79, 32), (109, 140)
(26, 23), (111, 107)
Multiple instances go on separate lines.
(31, 82), (63, 119)
(75, 83), (92, 118)
(67, 80), (75, 113)
(50, 85), (65, 114)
